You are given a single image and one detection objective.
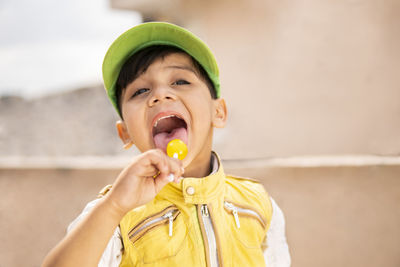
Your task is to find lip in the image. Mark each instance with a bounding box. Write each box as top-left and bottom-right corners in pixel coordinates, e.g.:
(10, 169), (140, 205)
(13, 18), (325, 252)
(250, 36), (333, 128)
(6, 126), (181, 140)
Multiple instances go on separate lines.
(150, 110), (189, 140)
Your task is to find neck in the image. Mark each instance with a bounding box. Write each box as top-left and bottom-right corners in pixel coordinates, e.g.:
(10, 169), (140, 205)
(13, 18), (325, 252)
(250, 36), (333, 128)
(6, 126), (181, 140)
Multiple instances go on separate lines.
(183, 129), (215, 178)
(184, 135), (214, 178)
(183, 152), (212, 178)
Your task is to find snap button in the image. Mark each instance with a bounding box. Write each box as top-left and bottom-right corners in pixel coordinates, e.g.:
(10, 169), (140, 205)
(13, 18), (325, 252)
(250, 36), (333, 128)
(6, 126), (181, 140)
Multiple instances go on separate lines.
(186, 186), (195, 195)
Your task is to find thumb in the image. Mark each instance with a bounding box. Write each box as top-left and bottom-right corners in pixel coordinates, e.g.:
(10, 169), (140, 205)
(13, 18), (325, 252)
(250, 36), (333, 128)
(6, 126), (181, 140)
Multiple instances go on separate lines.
(154, 173), (175, 193)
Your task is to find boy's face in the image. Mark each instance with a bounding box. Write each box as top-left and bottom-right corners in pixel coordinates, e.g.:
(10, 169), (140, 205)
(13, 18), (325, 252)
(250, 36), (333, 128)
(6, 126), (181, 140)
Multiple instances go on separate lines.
(116, 52), (227, 172)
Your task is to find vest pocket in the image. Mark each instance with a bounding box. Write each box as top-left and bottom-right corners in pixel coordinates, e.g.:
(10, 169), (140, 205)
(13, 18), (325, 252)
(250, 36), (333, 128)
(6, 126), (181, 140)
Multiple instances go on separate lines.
(224, 201), (266, 249)
(128, 206), (187, 264)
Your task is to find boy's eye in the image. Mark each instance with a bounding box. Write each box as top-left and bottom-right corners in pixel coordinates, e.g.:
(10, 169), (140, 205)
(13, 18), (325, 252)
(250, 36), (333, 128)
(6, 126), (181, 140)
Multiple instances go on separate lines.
(132, 88), (149, 98)
(172, 79), (190, 86)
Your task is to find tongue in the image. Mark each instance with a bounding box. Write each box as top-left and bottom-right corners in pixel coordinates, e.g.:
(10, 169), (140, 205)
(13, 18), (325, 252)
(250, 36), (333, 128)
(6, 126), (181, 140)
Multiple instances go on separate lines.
(153, 127), (188, 153)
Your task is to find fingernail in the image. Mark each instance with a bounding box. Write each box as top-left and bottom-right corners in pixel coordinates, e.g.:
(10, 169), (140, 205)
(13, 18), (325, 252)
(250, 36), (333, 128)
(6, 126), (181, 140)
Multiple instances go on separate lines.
(168, 174), (174, 182)
(181, 167), (185, 174)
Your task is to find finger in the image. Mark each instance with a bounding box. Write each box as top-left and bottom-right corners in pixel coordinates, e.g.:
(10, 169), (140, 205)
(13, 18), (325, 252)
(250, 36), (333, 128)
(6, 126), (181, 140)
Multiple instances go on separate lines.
(166, 157), (184, 183)
(142, 150), (170, 176)
(152, 172), (173, 192)
(144, 150), (184, 182)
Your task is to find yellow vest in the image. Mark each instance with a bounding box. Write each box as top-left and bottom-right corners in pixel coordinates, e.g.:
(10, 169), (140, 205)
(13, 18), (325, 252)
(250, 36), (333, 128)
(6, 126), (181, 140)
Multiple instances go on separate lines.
(118, 153), (272, 267)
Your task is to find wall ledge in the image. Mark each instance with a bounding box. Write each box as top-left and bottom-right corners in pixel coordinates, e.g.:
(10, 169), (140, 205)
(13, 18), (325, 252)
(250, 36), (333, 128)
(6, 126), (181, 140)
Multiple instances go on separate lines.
(1, 155), (399, 170)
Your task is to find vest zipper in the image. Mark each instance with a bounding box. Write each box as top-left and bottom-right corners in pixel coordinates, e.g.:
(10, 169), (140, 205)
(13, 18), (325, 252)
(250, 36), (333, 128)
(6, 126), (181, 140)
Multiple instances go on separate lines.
(128, 206), (180, 243)
(198, 204), (219, 267)
(224, 201), (266, 229)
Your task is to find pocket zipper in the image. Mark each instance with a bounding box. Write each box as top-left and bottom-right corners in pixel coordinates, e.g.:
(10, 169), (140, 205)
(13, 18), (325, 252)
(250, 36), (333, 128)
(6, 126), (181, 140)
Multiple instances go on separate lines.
(224, 201), (266, 229)
(128, 206), (180, 242)
(164, 210), (174, 236)
(224, 202), (240, 228)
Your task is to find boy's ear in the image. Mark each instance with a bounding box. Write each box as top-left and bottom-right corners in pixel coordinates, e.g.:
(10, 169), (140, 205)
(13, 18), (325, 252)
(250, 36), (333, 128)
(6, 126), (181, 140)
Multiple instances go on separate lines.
(116, 120), (134, 146)
(212, 98), (228, 128)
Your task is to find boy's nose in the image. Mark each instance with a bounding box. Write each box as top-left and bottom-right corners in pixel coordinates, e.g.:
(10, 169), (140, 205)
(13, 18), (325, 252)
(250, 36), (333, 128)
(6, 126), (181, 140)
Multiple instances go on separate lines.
(148, 86), (176, 106)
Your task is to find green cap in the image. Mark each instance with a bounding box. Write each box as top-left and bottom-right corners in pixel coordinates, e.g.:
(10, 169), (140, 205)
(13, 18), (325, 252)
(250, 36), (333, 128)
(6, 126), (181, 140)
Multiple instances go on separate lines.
(102, 22), (220, 116)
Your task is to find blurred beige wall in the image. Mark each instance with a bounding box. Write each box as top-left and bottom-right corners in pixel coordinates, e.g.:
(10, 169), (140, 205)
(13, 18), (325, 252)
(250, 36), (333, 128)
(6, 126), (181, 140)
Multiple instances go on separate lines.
(113, 0), (400, 159)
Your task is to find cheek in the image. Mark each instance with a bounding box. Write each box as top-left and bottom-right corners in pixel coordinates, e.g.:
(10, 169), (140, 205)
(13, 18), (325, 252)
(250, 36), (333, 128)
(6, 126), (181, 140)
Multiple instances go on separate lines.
(189, 97), (214, 128)
(122, 100), (143, 120)
(122, 107), (146, 136)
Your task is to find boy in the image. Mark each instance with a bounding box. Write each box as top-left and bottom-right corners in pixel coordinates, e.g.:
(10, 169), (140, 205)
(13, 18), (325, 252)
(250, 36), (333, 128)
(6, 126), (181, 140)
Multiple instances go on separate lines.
(43, 22), (290, 267)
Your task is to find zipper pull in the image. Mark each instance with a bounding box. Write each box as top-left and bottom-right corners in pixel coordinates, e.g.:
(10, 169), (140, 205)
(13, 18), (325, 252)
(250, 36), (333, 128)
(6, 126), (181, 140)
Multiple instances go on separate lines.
(232, 208), (240, 229)
(224, 202), (240, 228)
(164, 211), (174, 236)
(201, 204), (209, 217)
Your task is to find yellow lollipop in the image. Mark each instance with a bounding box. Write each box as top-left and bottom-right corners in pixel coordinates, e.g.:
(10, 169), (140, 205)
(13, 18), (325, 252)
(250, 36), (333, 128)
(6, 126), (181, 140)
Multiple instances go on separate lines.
(167, 139), (188, 160)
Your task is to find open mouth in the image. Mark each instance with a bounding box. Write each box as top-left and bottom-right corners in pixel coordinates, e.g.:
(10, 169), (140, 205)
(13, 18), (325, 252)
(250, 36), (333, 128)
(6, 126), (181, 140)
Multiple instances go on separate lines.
(152, 114), (188, 152)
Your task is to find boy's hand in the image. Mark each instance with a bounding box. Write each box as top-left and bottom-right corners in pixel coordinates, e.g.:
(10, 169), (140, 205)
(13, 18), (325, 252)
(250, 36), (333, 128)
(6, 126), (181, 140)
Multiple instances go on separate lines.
(105, 149), (184, 218)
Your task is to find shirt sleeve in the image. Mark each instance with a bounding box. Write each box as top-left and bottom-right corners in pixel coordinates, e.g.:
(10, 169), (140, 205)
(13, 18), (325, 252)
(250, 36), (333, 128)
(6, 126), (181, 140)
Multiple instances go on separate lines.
(263, 197), (291, 267)
(67, 199), (123, 267)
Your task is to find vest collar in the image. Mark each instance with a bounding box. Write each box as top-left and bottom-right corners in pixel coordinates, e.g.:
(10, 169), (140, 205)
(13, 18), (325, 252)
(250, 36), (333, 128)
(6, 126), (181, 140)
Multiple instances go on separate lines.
(158, 152), (225, 204)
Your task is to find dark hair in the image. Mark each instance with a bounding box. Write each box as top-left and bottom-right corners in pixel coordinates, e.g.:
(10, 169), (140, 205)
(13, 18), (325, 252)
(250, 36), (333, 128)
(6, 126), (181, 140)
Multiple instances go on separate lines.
(116, 45), (216, 115)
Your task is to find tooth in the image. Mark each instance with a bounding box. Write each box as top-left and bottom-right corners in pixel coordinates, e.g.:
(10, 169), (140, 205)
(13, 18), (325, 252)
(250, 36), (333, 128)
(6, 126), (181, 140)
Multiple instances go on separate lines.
(153, 115), (178, 128)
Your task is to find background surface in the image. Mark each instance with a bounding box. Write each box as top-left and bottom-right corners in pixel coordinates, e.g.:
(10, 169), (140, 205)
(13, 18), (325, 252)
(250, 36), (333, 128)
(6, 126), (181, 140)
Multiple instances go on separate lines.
(1, 0), (399, 266)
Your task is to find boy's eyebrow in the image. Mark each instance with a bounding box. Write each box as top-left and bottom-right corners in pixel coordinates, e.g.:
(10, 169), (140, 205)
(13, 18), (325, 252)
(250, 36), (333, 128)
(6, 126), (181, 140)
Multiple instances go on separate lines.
(165, 65), (198, 75)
